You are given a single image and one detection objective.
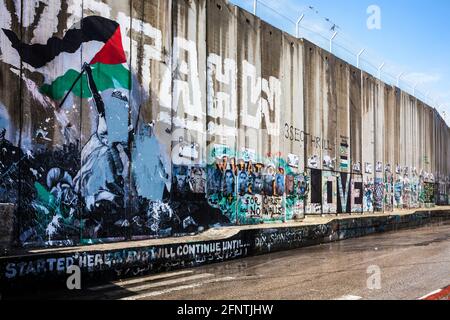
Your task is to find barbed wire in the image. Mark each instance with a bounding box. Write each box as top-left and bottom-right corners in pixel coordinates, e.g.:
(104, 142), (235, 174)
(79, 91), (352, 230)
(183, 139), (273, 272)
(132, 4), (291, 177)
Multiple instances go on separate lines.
(231, 0), (448, 122)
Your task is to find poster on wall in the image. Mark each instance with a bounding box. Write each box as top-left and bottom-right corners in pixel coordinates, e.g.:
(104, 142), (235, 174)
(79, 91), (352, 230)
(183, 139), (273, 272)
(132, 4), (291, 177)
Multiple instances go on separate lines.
(394, 175), (404, 208)
(374, 177), (384, 212)
(384, 170), (394, 212)
(363, 177), (374, 212)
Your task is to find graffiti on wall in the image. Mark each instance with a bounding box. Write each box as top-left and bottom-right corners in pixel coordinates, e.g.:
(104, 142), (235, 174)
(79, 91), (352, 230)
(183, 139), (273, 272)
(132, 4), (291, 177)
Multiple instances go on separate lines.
(205, 145), (308, 224)
(0, 0), (446, 249)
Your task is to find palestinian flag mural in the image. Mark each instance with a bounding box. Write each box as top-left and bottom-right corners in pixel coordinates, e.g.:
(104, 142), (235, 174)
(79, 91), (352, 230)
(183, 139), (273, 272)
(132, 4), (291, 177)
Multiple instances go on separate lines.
(2, 16), (130, 100)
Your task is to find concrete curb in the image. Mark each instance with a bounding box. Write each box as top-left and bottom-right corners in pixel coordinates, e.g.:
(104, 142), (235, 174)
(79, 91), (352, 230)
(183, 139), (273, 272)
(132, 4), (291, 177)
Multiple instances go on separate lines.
(1, 209), (449, 290)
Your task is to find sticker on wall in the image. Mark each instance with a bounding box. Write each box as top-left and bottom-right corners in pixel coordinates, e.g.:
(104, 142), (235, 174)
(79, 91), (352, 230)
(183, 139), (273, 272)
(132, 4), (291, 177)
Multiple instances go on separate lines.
(363, 178), (374, 212)
(173, 166), (191, 195)
(374, 177), (384, 212)
(241, 148), (256, 162)
(402, 175), (411, 209)
(323, 155), (335, 170)
(376, 161), (383, 173)
(403, 166), (409, 176)
(308, 155), (319, 169)
(339, 142), (349, 171)
(410, 174), (420, 208)
(365, 163), (373, 174)
(353, 162), (361, 173)
(340, 156), (349, 171)
(394, 176), (403, 208)
(178, 141), (200, 162)
(285, 173), (308, 219)
(211, 144), (231, 160)
(423, 182), (435, 205)
(287, 154), (300, 168)
(189, 167), (206, 194)
(385, 163), (391, 173)
(384, 171), (393, 212)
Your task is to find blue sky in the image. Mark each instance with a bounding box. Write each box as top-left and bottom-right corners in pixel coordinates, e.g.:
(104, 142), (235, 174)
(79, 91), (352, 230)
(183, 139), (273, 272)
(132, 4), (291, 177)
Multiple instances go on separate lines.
(229, 0), (450, 121)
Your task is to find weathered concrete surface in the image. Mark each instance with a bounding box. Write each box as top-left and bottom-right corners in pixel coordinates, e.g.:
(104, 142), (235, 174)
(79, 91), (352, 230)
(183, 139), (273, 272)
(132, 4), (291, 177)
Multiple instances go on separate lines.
(335, 57), (350, 174)
(0, 204), (15, 254)
(374, 80), (384, 212)
(2, 207), (450, 291)
(361, 72), (376, 212)
(237, 7), (261, 166)
(303, 40), (323, 173)
(1, 0), (450, 252)
(349, 66), (362, 175)
(281, 32), (304, 172)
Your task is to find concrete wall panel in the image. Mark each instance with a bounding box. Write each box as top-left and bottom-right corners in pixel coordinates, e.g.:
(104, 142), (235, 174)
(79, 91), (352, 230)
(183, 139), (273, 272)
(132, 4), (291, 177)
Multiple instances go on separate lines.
(361, 72), (375, 212)
(205, 0), (239, 224)
(260, 21), (284, 222)
(130, 0), (173, 239)
(303, 40), (323, 173)
(0, 0), (22, 206)
(81, 0), (132, 241)
(322, 53), (337, 172)
(383, 85), (396, 211)
(349, 66), (362, 175)
(172, 0), (206, 166)
(19, 0), (83, 246)
(374, 80), (384, 212)
(336, 59), (350, 174)
(281, 32), (305, 219)
(235, 8), (262, 224)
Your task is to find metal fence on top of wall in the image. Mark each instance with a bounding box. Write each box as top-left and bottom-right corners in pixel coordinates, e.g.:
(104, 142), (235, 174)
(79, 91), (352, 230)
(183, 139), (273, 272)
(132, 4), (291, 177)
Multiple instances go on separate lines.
(238, 0), (448, 120)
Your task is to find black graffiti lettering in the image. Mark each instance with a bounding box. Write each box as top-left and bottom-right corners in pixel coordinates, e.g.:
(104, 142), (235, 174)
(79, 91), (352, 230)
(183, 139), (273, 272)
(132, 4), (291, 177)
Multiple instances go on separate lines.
(284, 123), (290, 139)
(295, 128), (301, 142)
(314, 137), (321, 149)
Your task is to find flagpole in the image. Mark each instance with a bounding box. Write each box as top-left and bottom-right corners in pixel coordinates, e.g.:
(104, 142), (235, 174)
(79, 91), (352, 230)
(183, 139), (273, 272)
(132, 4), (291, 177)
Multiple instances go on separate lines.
(57, 66), (86, 109)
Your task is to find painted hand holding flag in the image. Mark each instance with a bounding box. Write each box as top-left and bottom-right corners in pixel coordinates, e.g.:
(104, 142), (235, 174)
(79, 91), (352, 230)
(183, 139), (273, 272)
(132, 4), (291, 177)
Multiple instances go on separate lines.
(2, 16), (131, 101)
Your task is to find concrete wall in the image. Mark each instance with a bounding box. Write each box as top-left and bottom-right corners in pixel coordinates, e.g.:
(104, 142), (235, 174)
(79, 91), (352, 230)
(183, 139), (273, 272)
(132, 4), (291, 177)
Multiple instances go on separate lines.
(0, 0), (449, 249)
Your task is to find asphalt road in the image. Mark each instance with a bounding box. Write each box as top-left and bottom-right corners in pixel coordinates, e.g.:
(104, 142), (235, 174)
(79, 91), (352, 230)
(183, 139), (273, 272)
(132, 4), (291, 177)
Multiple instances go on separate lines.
(5, 221), (450, 300)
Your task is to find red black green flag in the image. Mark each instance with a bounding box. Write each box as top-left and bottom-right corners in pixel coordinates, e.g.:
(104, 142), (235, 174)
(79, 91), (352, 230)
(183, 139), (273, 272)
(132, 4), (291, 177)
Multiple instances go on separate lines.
(2, 16), (131, 100)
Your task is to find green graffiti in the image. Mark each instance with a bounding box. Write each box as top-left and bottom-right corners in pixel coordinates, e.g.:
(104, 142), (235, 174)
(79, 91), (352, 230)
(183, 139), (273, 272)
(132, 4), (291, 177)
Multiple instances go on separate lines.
(207, 147), (308, 225)
(31, 182), (80, 241)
